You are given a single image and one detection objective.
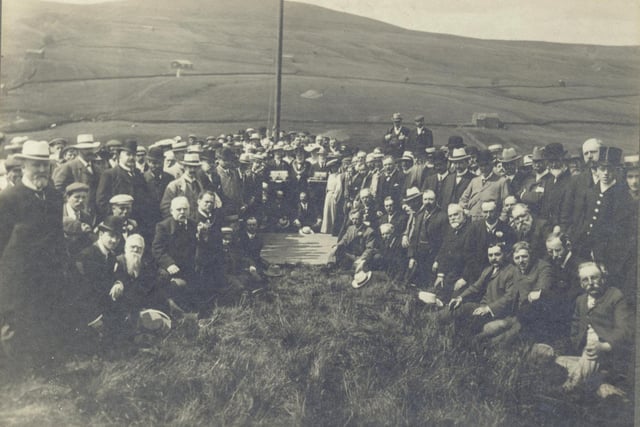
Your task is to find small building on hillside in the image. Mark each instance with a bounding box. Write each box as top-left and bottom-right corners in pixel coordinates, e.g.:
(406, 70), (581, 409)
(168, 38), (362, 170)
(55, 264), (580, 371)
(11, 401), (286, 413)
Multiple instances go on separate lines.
(472, 113), (503, 129)
(171, 59), (193, 69)
(25, 48), (45, 59)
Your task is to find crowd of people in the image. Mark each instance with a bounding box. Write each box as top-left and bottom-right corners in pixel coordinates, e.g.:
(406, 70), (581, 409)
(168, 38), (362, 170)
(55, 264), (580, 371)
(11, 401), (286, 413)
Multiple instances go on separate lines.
(0, 112), (638, 396)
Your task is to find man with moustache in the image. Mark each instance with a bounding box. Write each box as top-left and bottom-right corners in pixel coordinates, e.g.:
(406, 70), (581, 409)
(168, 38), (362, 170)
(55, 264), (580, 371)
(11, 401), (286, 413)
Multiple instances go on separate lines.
(510, 203), (552, 261)
(379, 196), (408, 239)
(376, 155), (405, 211)
(440, 147), (476, 208)
(421, 151), (449, 206)
(538, 143), (572, 229)
(520, 147), (551, 215)
(407, 190), (447, 288)
(556, 262), (633, 395)
(194, 190), (226, 305)
(63, 182), (94, 227)
(370, 223), (406, 281)
(447, 243), (518, 339)
(407, 115), (433, 160)
(383, 112), (410, 158)
(160, 152), (205, 219)
(459, 149), (511, 221)
(152, 197), (200, 313)
(328, 208), (377, 272)
(143, 146), (172, 219)
(0, 140), (69, 365)
(431, 204), (473, 302)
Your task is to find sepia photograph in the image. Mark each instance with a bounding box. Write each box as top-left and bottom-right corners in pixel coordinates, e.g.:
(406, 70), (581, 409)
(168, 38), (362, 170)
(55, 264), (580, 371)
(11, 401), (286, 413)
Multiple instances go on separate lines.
(0, 0), (639, 425)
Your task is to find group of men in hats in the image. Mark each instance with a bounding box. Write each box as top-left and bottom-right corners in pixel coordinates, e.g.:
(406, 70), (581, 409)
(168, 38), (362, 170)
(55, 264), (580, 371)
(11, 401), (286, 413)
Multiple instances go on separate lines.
(0, 123), (638, 396)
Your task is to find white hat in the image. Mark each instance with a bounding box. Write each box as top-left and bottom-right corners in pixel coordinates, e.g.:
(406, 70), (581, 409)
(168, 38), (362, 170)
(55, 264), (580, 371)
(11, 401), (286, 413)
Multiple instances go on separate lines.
(77, 134), (95, 144)
(417, 291), (443, 307)
(401, 151), (415, 162)
(351, 271), (372, 289)
(14, 140), (54, 162)
(138, 309), (172, 332)
(109, 194), (134, 205)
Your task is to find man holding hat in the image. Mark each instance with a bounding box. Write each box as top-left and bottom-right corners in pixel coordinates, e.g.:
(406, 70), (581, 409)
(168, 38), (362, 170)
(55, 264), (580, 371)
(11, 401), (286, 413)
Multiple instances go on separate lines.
(161, 152), (204, 219)
(0, 140), (69, 365)
(96, 139), (153, 232)
(53, 134), (102, 215)
(383, 113), (410, 158)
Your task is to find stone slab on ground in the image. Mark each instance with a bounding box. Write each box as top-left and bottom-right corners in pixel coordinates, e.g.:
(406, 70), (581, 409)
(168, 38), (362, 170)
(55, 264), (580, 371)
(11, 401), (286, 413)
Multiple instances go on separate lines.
(261, 233), (337, 265)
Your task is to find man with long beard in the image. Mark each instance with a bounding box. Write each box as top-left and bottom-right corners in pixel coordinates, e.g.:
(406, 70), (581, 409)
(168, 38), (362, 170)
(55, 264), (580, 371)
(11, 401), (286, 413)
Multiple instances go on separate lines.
(0, 140), (69, 367)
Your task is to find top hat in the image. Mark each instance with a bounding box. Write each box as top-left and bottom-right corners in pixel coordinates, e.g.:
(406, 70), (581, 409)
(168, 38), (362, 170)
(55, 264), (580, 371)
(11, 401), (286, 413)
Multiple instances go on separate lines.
(598, 146), (623, 167)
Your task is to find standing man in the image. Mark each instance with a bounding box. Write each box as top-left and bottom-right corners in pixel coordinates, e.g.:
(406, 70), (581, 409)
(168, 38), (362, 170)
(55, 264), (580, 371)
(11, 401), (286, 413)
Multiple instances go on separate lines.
(459, 150), (510, 221)
(383, 113), (410, 158)
(52, 134), (102, 215)
(143, 146), (172, 226)
(407, 115), (433, 160)
(0, 140), (68, 365)
(160, 152), (204, 219)
(440, 147), (475, 208)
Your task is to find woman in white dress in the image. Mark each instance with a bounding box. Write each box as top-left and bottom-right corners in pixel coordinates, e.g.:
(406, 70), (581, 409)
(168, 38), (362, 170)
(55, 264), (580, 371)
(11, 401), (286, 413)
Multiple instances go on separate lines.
(321, 159), (342, 234)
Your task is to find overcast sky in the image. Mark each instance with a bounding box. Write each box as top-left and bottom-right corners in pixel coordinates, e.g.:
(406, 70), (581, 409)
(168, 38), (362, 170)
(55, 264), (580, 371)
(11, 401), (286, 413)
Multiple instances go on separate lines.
(30, 0), (640, 45)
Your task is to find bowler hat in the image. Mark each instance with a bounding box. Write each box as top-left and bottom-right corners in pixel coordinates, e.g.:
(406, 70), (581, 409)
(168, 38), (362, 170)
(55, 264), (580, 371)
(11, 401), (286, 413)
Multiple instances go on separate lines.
(49, 137), (68, 147)
(476, 149), (493, 165)
(119, 139), (137, 154)
(146, 146), (164, 162)
(98, 215), (125, 233)
(598, 146), (622, 167)
(105, 139), (123, 150)
(544, 143), (567, 161)
(447, 136), (465, 150)
(432, 151), (447, 164)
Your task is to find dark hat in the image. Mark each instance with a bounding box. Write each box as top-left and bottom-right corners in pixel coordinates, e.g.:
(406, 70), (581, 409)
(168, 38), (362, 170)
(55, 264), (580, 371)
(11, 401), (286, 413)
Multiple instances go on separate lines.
(3, 156), (22, 171)
(200, 149), (216, 162)
(447, 136), (465, 150)
(120, 139), (137, 153)
(476, 149), (494, 165)
(63, 218), (86, 236)
(598, 146), (623, 167)
(220, 147), (236, 162)
(432, 151), (447, 164)
(105, 139), (123, 150)
(97, 215), (125, 233)
(465, 146), (479, 157)
(48, 137), (68, 147)
(65, 182), (90, 195)
(414, 115), (425, 122)
(544, 143), (567, 161)
(146, 146), (164, 162)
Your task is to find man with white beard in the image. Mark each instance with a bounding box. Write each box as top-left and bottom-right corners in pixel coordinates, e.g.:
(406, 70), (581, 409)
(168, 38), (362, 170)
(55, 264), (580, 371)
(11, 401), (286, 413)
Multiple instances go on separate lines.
(511, 203), (552, 262)
(113, 234), (166, 324)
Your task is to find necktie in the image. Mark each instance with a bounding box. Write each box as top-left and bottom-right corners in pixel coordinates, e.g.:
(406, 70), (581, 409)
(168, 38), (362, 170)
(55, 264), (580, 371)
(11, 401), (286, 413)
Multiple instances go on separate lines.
(35, 191), (45, 201)
(86, 164), (93, 175)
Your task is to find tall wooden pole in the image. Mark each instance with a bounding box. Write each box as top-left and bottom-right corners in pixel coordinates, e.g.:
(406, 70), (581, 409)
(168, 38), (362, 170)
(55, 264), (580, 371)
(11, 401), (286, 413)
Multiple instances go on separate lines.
(274, 0), (284, 140)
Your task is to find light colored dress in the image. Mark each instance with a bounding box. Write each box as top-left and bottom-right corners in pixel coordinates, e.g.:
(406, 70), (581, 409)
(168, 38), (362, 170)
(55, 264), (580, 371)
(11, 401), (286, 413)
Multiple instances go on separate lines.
(321, 172), (342, 234)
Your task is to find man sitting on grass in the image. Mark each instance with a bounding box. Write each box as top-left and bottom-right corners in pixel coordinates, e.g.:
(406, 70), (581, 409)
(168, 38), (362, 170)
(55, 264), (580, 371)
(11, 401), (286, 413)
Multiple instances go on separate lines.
(446, 242), (517, 340)
(327, 207), (377, 272)
(555, 262), (633, 397)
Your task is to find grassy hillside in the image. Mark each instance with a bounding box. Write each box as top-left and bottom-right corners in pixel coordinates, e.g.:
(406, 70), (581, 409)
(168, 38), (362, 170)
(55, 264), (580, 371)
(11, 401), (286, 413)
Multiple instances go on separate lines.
(1, 0), (639, 153)
(0, 266), (634, 426)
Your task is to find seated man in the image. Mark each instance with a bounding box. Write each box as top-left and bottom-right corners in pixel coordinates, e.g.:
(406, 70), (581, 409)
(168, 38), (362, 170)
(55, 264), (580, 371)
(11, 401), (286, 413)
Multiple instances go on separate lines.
(328, 208), (377, 272)
(293, 190), (322, 232)
(447, 242), (517, 339)
(555, 262), (633, 395)
(75, 215), (126, 339)
(235, 216), (270, 281)
(113, 234), (168, 322)
(370, 223), (406, 281)
(511, 203), (552, 261)
(152, 196), (201, 314)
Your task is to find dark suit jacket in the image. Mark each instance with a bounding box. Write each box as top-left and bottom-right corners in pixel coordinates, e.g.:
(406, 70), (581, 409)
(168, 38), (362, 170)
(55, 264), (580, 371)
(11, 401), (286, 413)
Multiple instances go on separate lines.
(520, 171), (553, 215)
(144, 170), (173, 212)
(440, 170), (475, 208)
(408, 207), (447, 260)
(53, 157), (101, 214)
(539, 169), (572, 227)
(375, 169), (404, 209)
(380, 210), (408, 238)
(76, 242), (117, 320)
(464, 219), (517, 282)
(152, 217), (198, 277)
(459, 263), (518, 318)
(570, 287), (633, 353)
(383, 125), (410, 157)
(294, 202), (320, 226)
(434, 220), (473, 283)
(560, 171), (598, 243)
(421, 172), (449, 207)
(96, 165), (153, 222)
(236, 231), (265, 268)
(407, 126), (433, 154)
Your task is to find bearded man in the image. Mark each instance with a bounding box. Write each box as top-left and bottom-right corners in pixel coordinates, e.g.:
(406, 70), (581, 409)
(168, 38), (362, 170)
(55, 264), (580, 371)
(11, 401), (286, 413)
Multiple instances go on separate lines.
(0, 140), (68, 365)
(510, 203), (552, 261)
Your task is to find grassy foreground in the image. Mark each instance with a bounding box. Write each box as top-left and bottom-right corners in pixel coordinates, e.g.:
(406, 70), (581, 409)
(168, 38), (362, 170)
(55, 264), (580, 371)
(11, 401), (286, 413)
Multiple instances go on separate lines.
(0, 265), (634, 426)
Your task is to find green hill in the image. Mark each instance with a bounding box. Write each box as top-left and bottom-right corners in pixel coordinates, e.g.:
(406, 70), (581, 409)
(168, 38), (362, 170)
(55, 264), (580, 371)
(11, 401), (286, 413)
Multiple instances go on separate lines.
(1, 0), (638, 152)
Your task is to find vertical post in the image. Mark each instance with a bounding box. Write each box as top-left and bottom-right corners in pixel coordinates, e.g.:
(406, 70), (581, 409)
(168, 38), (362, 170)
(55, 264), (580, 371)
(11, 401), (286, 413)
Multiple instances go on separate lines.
(274, 0), (284, 141)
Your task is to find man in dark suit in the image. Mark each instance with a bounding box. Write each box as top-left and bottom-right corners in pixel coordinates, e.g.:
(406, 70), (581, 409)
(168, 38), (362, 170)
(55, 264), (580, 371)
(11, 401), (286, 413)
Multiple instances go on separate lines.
(383, 112), (410, 158)
(371, 223), (406, 281)
(143, 146), (173, 221)
(407, 115), (433, 160)
(96, 139), (154, 234)
(63, 182), (95, 227)
(152, 196), (200, 312)
(328, 208), (378, 272)
(440, 147), (475, 208)
(375, 155), (404, 211)
(421, 151), (449, 206)
(235, 216), (269, 277)
(0, 140), (69, 365)
(194, 190), (225, 307)
(293, 191), (322, 232)
(52, 135), (102, 215)
(379, 196), (408, 239)
(520, 147), (552, 215)
(511, 203), (552, 261)
(538, 143), (572, 229)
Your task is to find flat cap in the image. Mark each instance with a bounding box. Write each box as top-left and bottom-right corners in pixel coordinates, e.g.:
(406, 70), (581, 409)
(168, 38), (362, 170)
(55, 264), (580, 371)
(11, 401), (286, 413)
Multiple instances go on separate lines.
(65, 182), (90, 195)
(109, 194), (134, 205)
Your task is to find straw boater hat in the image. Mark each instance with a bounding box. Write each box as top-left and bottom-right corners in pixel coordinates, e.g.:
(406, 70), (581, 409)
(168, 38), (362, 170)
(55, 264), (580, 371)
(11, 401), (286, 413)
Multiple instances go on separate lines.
(351, 270), (372, 289)
(624, 154), (639, 169)
(417, 291), (444, 307)
(499, 147), (522, 163)
(74, 134), (101, 151)
(487, 144), (503, 155)
(15, 140), (55, 162)
(448, 147), (470, 162)
(403, 187), (422, 203)
(180, 152), (201, 166)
